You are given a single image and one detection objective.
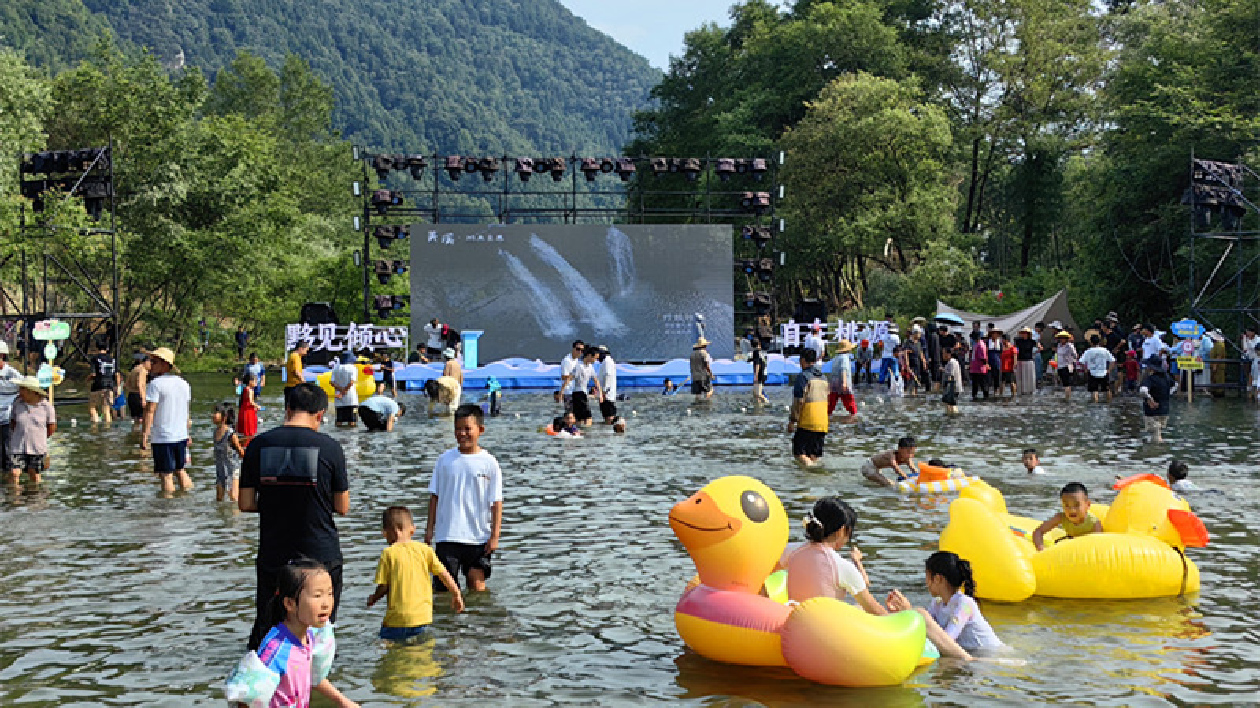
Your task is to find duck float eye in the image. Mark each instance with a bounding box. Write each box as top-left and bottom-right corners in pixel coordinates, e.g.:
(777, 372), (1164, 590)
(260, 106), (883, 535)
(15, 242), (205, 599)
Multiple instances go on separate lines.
(741, 490), (770, 523)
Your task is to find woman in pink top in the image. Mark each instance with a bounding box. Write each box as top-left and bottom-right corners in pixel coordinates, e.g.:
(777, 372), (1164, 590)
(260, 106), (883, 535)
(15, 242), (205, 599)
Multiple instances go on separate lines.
(969, 337), (989, 400)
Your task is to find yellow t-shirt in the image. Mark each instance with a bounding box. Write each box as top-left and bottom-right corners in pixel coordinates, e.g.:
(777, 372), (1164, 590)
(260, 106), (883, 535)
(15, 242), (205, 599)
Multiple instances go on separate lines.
(285, 352), (303, 388)
(374, 540), (446, 628)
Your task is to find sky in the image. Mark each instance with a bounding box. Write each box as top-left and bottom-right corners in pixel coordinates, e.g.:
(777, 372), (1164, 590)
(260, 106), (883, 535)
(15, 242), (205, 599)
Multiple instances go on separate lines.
(556, 1), (738, 69)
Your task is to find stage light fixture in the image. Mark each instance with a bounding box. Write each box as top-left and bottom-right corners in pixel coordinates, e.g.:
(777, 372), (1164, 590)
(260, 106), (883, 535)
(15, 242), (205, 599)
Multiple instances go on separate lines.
(615, 158), (636, 181)
(747, 192), (771, 215)
(651, 157), (669, 176)
(715, 158), (736, 181)
(406, 154), (427, 179)
(680, 158), (702, 182)
(738, 258), (757, 275)
(580, 158), (601, 182)
(445, 156), (463, 181)
(374, 259), (393, 284)
(753, 226), (774, 248)
(372, 189), (400, 214)
(735, 158), (751, 175)
(751, 158), (768, 181)
(668, 158), (681, 173)
(547, 157), (567, 182)
(374, 225), (395, 249)
(515, 157), (535, 182)
(463, 157), (479, 174)
(375, 294), (394, 318)
(757, 257), (775, 282)
(478, 157), (500, 182)
(741, 192), (754, 209)
(600, 157), (615, 174)
(372, 155), (393, 181)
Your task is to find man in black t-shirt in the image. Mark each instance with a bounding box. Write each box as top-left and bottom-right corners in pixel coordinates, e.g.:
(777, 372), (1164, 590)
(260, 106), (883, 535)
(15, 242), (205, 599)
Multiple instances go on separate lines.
(88, 342), (120, 424)
(238, 383), (349, 649)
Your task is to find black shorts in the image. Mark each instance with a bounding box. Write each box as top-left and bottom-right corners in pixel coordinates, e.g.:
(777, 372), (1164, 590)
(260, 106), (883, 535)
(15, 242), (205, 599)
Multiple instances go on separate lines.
(1087, 374), (1107, 392)
(382, 371), (395, 386)
(599, 399), (617, 420)
(1002, 371), (1014, 384)
(127, 392), (144, 418)
(426, 347), (443, 360)
(335, 406), (357, 424)
(152, 440), (188, 474)
(433, 541), (493, 591)
(571, 391), (592, 421)
(792, 429), (826, 458)
(1058, 368), (1073, 387)
(358, 405), (387, 431)
(691, 379), (713, 395)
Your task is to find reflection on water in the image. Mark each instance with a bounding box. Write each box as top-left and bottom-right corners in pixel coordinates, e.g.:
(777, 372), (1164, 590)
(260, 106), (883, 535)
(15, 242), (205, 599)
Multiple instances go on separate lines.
(1, 376), (1259, 706)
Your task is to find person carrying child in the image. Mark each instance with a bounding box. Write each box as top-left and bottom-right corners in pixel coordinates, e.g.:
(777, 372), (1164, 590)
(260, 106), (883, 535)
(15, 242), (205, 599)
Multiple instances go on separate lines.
(367, 506), (464, 642)
(425, 404), (503, 593)
(213, 402), (247, 502)
(886, 551), (1004, 655)
(224, 559), (359, 708)
(1032, 482), (1102, 550)
(860, 436), (919, 487)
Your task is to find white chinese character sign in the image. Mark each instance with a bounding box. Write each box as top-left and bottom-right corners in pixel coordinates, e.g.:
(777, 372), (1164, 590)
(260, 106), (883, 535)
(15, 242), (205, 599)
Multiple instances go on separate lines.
(781, 320), (889, 347)
(286, 323), (408, 352)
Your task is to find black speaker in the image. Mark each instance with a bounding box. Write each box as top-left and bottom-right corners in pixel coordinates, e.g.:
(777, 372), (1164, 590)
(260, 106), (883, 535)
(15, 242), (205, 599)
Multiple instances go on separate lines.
(300, 302), (339, 326)
(795, 298), (827, 324)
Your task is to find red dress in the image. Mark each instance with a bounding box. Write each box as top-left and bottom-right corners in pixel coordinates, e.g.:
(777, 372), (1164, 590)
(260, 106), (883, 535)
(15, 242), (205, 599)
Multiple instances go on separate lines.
(238, 388), (258, 438)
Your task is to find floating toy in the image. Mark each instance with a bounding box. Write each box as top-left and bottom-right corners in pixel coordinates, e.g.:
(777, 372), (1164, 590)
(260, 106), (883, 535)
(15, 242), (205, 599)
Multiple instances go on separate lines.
(670, 476), (927, 686)
(316, 363), (377, 402)
(896, 463), (976, 494)
(940, 479), (1208, 602)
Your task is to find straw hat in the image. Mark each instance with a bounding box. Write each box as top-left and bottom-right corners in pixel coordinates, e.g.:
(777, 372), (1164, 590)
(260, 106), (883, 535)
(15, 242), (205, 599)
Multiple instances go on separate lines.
(16, 375), (47, 397)
(1019, 326), (1033, 334)
(1055, 331), (1072, 339)
(911, 316), (927, 324)
(148, 347), (176, 367)
(1208, 329), (1225, 343)
(835, 339), (856, 354)
(693, 337), (710, 349)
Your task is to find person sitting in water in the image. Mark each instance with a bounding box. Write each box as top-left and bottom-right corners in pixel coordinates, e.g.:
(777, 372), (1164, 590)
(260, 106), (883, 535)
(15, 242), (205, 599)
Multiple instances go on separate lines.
(1032, 482), (1103, 550)
(610, 416), (626, 434)
(662, 378), (677, 395)
(548, 413), (581, 438)
(886, 551), (1004, 655)
(775, 497), (974, 661)
(1167, 459), (1194, 492)
(1021, 448), (1046, 475)
(860, 436), (919, 486)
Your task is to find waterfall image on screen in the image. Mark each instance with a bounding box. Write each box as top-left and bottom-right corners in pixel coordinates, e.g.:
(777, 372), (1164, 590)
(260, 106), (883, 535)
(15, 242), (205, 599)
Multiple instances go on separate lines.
(411, 225), (733, 362)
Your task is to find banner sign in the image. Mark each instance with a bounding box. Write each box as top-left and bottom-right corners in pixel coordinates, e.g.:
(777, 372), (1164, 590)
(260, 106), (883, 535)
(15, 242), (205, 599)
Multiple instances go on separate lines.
(285, 323), (408, 352)
(781, 320), (891, 348)
(32, 319), (71, 341)
(1170, 319), (1203, 339)
(1176, 356), (1205, 371)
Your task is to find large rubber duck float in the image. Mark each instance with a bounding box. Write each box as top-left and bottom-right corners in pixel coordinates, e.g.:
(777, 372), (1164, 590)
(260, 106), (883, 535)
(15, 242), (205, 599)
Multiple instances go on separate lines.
(669, 475), (927, 686)
(939, 476), (1208, 602)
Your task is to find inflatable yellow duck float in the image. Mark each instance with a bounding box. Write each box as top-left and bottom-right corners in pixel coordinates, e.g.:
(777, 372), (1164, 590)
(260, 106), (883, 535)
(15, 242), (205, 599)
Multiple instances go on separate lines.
(669, 475), (927, 686)
(314, 360), (377, 402)
(940, 476), (1208, 602)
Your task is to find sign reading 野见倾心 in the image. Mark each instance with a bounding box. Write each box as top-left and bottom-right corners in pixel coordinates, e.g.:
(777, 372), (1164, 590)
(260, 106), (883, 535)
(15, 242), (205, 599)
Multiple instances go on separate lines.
(285, 323), (408, 352)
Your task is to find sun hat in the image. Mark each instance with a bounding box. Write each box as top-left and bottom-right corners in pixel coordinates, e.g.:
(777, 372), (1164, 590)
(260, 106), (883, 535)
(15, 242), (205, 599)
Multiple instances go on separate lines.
(835, 339), (856, 354)
(1208, 329), (1225, 342)
(148, 347), (176, 367)
(693, 337), (710, 349)
(1048, 320), (1063, 329)
(16, 375), (47, 397)
(443, 347), (456, 359)
(911, 316), (927, 324)
(1055, 331), (1072, 339)
(1019, 326), (1033, 334)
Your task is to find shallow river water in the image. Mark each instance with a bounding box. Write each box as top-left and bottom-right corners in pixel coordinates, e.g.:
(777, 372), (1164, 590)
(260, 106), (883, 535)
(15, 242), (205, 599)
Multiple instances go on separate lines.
(2, 375), (1259, 706)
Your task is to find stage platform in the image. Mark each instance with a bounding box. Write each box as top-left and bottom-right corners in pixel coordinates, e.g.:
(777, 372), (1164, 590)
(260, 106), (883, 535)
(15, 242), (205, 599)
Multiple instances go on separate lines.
(303, 355), (832, 391)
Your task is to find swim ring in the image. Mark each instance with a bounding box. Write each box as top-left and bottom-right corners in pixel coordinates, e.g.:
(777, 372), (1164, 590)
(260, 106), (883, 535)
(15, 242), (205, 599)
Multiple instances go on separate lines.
(670, 476), (927, 686)
(939, 479), (1208, 601)
(896, 463), (975, 494)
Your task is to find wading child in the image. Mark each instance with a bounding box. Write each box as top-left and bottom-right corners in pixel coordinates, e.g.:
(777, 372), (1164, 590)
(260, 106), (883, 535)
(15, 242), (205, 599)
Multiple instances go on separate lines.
(1032, 482), (1102, 551)
(1021, 448), (1045, 475)
(860, 436), (919, 487)
(212, 402), (247, 502)
(7, 376), (55, 486)
(886, 551), (1004, 654)
(1167, 460), (1194, 492)
(1123, 350), (1140, 393)
(425, 404), (503, 593)
(1139, 356), (1177, 443)
(940, 348), (962, 415)
(367, 506), (464, 642)
(224, 559), (359, 708)
(238, 373), (259, 438)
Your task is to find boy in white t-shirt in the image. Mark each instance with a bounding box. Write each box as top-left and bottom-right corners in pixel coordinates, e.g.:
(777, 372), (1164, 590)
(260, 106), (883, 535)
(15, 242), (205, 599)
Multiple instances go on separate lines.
(424, 404), (504, 592)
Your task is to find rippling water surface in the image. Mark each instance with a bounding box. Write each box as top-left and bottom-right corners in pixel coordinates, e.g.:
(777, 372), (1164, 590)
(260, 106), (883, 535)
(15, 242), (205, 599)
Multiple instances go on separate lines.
(2, 376), (1258, 706)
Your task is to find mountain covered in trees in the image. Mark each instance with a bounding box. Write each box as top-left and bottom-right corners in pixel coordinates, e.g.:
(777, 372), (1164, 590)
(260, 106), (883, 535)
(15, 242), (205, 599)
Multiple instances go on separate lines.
(2, 0), (660, 153)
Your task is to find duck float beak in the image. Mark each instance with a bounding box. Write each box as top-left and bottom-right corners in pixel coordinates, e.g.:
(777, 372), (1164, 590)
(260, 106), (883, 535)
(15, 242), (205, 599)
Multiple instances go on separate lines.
(670, 491), (741, 551)
(1168, 509), (1209, 548)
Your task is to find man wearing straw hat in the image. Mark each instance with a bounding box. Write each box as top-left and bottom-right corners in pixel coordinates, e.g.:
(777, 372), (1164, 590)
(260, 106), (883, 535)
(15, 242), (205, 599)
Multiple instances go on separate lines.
(690, 337), (714, 401)
(7, 375), (55, 486)
(141, 347), (193, 493)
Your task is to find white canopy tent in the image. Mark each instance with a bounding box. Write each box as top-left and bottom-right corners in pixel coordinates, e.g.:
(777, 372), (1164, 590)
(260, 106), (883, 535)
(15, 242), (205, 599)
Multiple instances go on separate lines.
(935, 289), (1081, 337)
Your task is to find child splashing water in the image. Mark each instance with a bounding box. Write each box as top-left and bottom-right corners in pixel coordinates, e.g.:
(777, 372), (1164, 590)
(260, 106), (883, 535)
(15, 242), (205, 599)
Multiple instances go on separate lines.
(225, 559), (359, 708)
(887, 551), (1004, 655)
(212, 402), (246, 502)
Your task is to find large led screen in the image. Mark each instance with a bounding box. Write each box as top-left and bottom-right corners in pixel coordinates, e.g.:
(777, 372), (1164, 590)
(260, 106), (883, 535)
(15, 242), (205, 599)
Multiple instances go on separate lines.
(409, 224), (733, 362)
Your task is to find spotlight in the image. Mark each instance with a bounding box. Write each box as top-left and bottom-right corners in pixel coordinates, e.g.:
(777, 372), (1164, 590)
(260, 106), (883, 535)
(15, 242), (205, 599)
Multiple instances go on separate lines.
(374, 259), (393, 284)
(738, 258), (757, 275)
(546, 157), (567, 182)
(600, 157), (615, 174)
(478, 157), (500, 182)
(680, 158), (702, 182)
(753, 192), (771, 215)
(463, 157), (478, 174)
(445, 156), (463, 181)
(614, 158), (636, 181)
(372, 189), (400, 214)
(741, 192), (754, 209)
(668, 158), (681, 173)
(753, 226), (774, 249)
(374, 225), (395, 249)
(375, 294), (395, 318)
(580, 158), (601, 182)
(751, 158), (768, 181)
(715, 158), (736, 181)
(734, 158), (751, 174)
(651, 157), (669, 176)
(372, 155), (393, 181)
(405, 154), (427, 180)
(515, 157), (535, 182)
(757, 257), (774, 282)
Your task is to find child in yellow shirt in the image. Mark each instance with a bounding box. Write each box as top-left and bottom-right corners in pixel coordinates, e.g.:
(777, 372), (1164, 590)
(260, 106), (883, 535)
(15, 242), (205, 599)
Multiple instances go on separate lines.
(367, 506), (465, 641)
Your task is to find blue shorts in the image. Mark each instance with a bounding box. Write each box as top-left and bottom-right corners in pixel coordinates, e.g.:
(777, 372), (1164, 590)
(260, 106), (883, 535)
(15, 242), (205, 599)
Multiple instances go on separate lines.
(379, 624), (429, 642)
(152, 440), (188, 474)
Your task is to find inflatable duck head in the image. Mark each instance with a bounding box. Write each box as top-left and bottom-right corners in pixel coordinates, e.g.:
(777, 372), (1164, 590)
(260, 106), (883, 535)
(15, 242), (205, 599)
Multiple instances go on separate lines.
(1105, 479), (1208, 548)
(670, 476), (788, 592)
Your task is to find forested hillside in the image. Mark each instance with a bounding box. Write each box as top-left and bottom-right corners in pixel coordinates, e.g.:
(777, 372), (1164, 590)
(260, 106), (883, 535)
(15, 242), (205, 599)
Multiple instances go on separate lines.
(4, 0), (659, 153)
